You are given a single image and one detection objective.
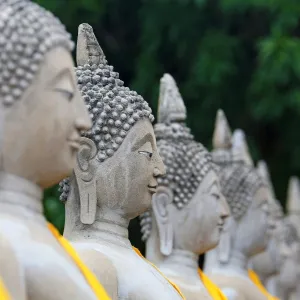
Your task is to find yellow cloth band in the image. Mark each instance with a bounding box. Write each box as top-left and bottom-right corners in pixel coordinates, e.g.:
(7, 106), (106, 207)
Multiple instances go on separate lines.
(0, 277), (10, 300)
(48, 223), (111, 300)
(198, 268), (228, 300)
(132, 247), (186, 299)
(248, 269), (280, 300)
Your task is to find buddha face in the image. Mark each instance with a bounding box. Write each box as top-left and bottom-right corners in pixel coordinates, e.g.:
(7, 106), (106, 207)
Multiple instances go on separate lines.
(168, 170), (229, 254)
(93, 118), (165, 219)
(251, 220), (283, 277)
(2, 47), (91, 188)
(235, 186), (273, 256)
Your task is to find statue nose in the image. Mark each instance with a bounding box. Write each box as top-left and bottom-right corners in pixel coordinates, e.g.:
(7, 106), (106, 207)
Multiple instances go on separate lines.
(153, 167), (163, 177)
(75, 117), (91, 132)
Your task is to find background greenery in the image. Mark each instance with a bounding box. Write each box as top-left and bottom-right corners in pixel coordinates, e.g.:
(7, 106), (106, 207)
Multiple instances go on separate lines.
(37, 0), (300, 250)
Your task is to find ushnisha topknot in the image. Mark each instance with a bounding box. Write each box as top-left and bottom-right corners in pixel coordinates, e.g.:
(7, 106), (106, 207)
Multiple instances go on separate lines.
(256, 160), (283, 218)
(0, 0), (73, 106)
(59, 23), (154, 202)
(287, 176), (300, 215)
(212, 110), (266, 220)
(140, 74), (218, 241)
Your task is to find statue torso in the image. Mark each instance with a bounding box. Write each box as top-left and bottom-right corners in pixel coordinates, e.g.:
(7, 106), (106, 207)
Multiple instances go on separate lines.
(73, 240), (183, 300)
(0, 211), (97, 300)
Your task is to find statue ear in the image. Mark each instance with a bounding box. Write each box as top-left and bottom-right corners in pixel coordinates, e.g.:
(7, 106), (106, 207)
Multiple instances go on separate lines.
(74, 137), (98, 225)
(152, 186), (174, 256)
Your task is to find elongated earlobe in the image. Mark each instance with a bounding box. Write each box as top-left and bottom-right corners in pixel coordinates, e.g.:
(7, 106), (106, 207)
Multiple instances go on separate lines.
(218, 217), (233, 263)
(74, 137), (98, 225)
(152, 186), (174, 256)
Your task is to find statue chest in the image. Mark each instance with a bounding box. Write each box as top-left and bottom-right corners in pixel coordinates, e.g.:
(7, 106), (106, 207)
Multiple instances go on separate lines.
(208, 273), (267, 300)
(161, 271), (213, 300)
(83, 243), (183, 300)
(0, 217), (97, 300)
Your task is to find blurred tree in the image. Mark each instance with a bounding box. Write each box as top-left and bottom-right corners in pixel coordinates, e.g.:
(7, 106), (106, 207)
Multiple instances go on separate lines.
(37, 0), (300, 251)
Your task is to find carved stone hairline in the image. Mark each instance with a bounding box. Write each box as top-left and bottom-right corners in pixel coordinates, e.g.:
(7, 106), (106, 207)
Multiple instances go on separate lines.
(59, 24), (154, 203)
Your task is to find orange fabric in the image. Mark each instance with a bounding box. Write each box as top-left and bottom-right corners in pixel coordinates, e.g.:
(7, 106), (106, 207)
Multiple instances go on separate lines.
(0, 277), (10, 300)
(48, 223), (111, 300)
(248, 269), (280, 300)
(132, 247), (186, 299)
(198, 269), (228, 300)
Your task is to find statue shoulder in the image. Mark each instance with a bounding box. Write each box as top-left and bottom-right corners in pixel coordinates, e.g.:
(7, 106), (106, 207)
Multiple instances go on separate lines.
(78, 248), (118, 300)
(0, 233), (26, 300)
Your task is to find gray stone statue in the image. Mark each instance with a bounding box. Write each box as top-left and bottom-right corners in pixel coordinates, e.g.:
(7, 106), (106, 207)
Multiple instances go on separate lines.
(204, 110), (273, 300)
(287, 176), (300, 231)
(283, 177), (300, 300)
(249, 161), (283, 299)
(278, 217), (300, 300)
(60, 23), (185, 300)
(140, 73), (229, 300)
(0, 1), (111, 299)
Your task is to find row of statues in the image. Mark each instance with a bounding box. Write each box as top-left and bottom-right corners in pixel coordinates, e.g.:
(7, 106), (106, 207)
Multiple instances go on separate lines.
(0, 0), (299, 299)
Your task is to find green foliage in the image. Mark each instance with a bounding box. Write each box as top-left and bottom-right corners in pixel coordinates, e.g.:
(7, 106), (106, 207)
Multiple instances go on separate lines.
(36, 0), (300, 242)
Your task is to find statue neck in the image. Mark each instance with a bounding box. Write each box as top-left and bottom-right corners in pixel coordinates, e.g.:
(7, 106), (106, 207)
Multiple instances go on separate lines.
(67, 208), (131, 249)
(0, 171), (44, 223)
(160, 249), (199, 278)
(205, 244), (249, 278)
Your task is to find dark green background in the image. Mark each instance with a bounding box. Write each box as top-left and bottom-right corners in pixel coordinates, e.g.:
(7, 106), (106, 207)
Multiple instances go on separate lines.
(37, 0), (300, 251)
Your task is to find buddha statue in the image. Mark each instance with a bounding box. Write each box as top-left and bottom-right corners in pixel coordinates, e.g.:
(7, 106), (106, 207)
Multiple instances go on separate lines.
(249, 161), (283, 299)
(139, 73), (229, 300)
(0, 1), (110, 299)
(277, 217), (300, 300)
(204, 110), (274, 300)
(287, 177), (300, 232)
(60, 23), (184, 300)
(282, 177), (300, 300)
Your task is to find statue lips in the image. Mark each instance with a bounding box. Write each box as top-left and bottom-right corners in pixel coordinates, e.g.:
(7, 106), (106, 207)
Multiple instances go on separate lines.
(217, 220), (225, 232)
(148, 185), (157, 194)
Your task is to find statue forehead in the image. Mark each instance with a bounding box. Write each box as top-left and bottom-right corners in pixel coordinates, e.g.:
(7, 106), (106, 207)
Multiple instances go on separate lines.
(99, 118), (154, 158)
(0, 0), (73, 106)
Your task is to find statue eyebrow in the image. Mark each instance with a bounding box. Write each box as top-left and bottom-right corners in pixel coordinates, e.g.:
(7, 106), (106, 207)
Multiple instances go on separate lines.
(48, 68), (75, 90)
(131, 133), (153, 151)
(205, 180), (218, 193)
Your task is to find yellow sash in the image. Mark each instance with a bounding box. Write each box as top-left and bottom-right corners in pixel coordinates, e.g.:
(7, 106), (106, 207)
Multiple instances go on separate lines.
(0, 277), (10, 300)
(248, 269), (279, 300)
(48, 223), (111, 300)
(132, 247), (186, 299)
(198, 269), (228, 300)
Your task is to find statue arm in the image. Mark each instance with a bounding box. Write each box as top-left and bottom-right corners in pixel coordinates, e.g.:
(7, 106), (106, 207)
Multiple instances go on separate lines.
(0, 234), (26, 300)
(78, 249), (118, 300)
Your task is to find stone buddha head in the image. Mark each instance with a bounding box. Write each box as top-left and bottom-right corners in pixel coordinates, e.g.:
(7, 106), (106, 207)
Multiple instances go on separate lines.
(278, 218), (300, 294)
(278, 177), (300, 294)
(251, 161), (284, 277)
(140, 74), (229, 261)
(211, 110), (272, 262)
(0, 0), (91, 188)
(60, 24), (165, 229)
